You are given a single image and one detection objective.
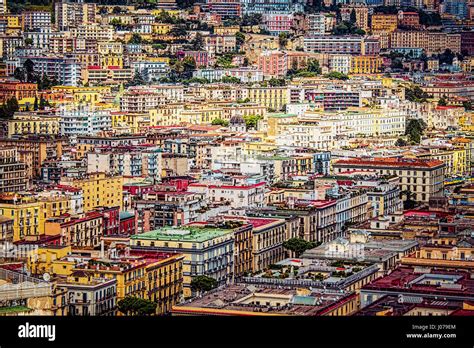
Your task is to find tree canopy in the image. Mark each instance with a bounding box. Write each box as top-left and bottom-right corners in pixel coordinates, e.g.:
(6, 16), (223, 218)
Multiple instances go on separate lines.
(405, 85), (429, 103)
(324, 71), (349, 80)
(282, 238), (320, 257)
(405, 118), (427, 144)
(117, 296), (157, 316)
(191, 275), (218, 293)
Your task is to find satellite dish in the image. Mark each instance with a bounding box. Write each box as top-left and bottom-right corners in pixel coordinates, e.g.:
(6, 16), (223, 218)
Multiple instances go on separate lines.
(43, 273), (51, 282)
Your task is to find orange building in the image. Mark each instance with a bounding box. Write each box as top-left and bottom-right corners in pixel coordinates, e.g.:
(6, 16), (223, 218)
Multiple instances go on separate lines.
(371, 14), (398, 33)
(0, 80), (37, 103)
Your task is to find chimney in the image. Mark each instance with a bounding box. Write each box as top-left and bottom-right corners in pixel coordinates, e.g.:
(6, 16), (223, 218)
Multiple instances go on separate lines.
(100, 239), (105, 258)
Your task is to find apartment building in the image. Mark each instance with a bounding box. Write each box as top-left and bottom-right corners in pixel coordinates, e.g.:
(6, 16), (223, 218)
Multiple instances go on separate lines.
(55, 1), (97, 30)
(59, 173), (123, 212)
(333, 158), (445, 202)
(257, 50), (288, 78)
(390, 31), (462, 54)
(130, 225), (235, 298)
(371, 13), (398, 33)
(5, 113), (60, 137)
(304, 35), (380, 55)
(0, 148), (27, 194)
(22, 11), (51, 31)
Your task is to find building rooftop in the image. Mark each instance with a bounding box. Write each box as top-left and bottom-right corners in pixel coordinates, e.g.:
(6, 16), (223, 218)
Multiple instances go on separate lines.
(173, 283), (356, 316)
(130, 225), (234, 243)
(354, 294), (466, 316)
(334, 157), (444, 169)
(362, 266), (474, 299)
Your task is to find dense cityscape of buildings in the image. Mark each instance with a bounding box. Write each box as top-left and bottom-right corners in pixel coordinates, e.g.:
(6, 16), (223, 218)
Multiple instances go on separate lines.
(0, 0), (473, 317)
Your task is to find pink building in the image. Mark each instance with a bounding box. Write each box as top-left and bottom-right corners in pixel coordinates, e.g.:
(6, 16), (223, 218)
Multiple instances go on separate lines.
(262, 14), (293, 34)
(257, 51), (288, 78)
(178, 50), (209, 68)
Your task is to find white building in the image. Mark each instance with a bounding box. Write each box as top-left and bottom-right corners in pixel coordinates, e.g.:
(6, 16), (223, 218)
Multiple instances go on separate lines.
(131, 61), (170, 82)
(187, 181), (266, 208)
(194, 68), (264, 83)
(59, 105), (112, 136)
(329, 55), (352, 75)
(23, 11), (52, 31)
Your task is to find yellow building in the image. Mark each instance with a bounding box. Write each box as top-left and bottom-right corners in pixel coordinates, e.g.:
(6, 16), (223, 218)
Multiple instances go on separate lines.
(152, 23), (172, 35)
(149, 103), (184, 126)
(266, 113), (298, 137)
(1, 15), (23, 34)
(427, 146), (469, 177)
(6, 113), (60, 137)
(371, 14), (398, 33)
(28, 245), (74, 277)
(214, 26), (240, 35)
(59, 173), (123, 212)
(52, 86), (112, 104)
(74, 252), (184, 314)
(401, 240), (474, 270)
(0, 194), (71, 242)
(82, 67), (134, 85)
(243, 141), (278, 156)
(111, 112), (150, 133)
(151, 9), (180, 16)
(247, 87), (288, 111)
(451, 137), (472, 175)
(350, 55), (383, 74)
(178, 108), (224, 125)
(100, 55), (123, 69)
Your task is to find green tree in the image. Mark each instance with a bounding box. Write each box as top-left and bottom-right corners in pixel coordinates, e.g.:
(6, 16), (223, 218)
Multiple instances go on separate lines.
(211, 118), (229, 127)
(268, 77), (286, 86)
(23, 59), (36, 83)
(170, 25), (187, 37)
(241, 14), (262, 26)
(395, 138), (408, 147)
(39, 96), (49, 110)
(24, 38), (34, 46)
(438, 96), (448, 106)
(0, 97), (20, 119)
(6, 97), (19, 115)
(156, 10), (176, 24)
(191, 275), (217, 294)
(307, 59), (321, 74)
(278, 32), (288, 49)
(405, 85), (429, 103)
(33, 96), (38, 111)
(191, 33), (204, 50)
(405, 118), (427, 144)
(243, 114), (262, 130)
(117, 296), (157, 316)
(401, 190), (417, 209)
(235, 32), (245, 47)
(14, 67), (25, 82)
(282, 238), (319, 257)
(462, 100), (472, 110)
(128, 33), (143, 44)
(325, 71), (349, 80)
(350, 9), (357, 24)
(215, 53), (235, 68)
(127, 70), (147, 86)
(221, 76), (240, 84)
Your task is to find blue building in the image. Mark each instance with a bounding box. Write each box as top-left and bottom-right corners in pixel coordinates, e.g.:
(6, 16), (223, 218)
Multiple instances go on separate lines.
(313, 151), (331, 176)
(443, 0), (468, 19)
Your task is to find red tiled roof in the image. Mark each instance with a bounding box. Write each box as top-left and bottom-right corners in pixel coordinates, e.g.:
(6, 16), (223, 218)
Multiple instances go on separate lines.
(334, 157), (444, 168)
(188, 182), (266, 190)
